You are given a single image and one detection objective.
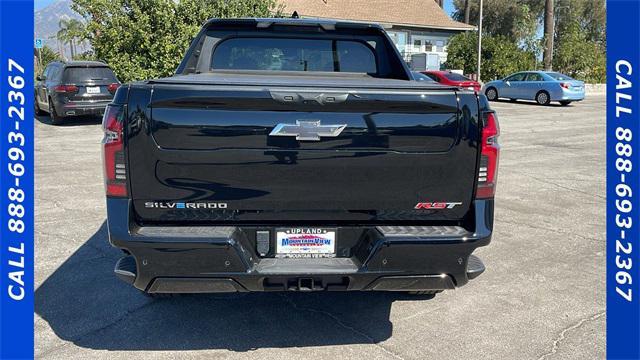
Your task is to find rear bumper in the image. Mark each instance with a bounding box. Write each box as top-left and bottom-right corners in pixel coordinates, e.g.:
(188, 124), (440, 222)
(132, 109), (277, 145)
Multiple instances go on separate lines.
(556, 90), (585, 101)
(106, 198), (493, 293)
(59, 101), (110, 116)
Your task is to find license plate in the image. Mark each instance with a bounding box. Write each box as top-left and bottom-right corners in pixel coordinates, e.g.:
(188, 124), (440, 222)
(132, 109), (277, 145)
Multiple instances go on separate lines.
(86, 86), (100, 94)
(276, 228), (336, 257)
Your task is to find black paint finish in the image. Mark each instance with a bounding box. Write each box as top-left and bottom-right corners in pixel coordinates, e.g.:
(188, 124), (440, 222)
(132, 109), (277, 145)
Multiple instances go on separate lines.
(124, 82), (480, 223)
(105, 18), (494, 293)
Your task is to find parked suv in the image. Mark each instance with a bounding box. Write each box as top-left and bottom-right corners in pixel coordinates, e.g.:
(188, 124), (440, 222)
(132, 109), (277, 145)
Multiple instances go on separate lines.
(35, 61), (120, 124)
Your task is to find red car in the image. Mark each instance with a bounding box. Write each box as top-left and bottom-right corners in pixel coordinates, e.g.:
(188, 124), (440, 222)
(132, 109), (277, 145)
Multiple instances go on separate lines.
(421, 71), (481, 92)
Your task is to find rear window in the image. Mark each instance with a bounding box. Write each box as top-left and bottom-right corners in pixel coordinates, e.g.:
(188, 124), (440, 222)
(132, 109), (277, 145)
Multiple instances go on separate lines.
(412, 72), (436, 82)
(546, 72), (574, 81)
(63, 67), (118, 83)
(211, 38), (377, 74)
(443, 72), (471, 81)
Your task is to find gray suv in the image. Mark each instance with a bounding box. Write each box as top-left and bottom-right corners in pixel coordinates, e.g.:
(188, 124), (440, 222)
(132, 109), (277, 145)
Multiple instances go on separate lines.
(35, 61), (120, 124)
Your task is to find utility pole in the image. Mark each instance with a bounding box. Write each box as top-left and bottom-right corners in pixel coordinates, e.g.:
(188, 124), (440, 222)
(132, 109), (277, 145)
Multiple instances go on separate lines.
(476, 0), (483, 82)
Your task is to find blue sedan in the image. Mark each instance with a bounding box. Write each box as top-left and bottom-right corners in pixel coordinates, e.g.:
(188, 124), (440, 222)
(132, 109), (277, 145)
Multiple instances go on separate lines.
(482, 71), (585, 106)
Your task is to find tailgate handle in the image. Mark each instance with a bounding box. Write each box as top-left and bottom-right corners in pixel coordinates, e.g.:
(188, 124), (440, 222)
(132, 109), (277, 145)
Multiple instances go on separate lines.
(270, 91), (349, 105)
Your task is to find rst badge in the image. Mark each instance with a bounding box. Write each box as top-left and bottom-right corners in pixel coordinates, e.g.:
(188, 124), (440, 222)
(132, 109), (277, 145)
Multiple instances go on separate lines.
(415, 202), (463, 209)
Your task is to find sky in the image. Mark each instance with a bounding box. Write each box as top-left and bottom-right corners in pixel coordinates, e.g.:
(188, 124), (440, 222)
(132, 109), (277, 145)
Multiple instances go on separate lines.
(444, 0), (456, 16)
(36, 0), (459, 14)
(34, 0), (57, 11)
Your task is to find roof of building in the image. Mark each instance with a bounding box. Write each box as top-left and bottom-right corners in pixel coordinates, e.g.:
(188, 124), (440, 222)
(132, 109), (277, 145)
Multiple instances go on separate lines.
(278, 0), (476, 31)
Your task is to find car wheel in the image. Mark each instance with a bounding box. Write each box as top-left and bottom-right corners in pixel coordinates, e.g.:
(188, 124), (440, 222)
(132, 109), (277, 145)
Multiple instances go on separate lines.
(560, 100), (572, 106)
(48, 99), (64, 125)
(535, 91), (551, 105)
(34, 95), (46, 116)
(485, 87), (498, 101)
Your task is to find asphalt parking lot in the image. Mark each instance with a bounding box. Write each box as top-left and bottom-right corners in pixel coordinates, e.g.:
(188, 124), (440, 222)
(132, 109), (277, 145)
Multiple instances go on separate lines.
(34, 95), (605, 360)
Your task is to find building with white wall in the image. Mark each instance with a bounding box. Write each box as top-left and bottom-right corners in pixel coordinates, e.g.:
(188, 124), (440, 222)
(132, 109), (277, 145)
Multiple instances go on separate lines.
(279, 0), (475, 69)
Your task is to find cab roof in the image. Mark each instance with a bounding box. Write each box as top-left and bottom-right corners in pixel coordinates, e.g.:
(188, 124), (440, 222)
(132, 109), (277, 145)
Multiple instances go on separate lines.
(203, 17), (385, 31)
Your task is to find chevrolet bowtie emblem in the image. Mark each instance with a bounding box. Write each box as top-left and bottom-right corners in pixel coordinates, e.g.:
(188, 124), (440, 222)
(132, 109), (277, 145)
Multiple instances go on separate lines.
(269, 120), (347, 141)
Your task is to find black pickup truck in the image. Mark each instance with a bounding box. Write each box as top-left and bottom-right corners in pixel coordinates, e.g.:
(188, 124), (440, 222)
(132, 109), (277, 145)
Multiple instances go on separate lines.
(103, 18), (499, 295)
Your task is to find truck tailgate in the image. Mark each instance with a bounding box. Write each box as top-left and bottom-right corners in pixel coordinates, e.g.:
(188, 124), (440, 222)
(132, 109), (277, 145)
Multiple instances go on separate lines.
(126, 81), (480, 223)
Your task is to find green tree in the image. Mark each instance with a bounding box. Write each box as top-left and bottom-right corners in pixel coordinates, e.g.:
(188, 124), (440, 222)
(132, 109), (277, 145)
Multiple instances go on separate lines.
(451, 0), (606, 82)
(35, 45), (62, 76)
(57, 18), (85, 59)
(452, 0), (543, 41)
(445, 32), (536, 81)
(553, 0), (606, 82)
(72, 0), (281, 83)
(553, 20), (605, 83)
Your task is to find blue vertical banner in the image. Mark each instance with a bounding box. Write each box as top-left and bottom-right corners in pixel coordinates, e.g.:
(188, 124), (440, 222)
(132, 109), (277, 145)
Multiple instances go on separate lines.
(0, 0), (35, 359)
(607, 1), (640, 359)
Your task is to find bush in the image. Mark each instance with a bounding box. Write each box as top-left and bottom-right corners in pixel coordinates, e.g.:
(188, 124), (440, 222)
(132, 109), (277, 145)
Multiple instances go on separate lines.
(445, 32), (537, 81)
(72, 0), (280, 83)
(35, 45), (62, 76)
(553, 20), (606, 83)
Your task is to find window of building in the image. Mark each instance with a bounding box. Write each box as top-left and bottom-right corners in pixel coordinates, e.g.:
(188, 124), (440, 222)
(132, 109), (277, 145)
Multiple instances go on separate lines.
(424, 40), (433, 52)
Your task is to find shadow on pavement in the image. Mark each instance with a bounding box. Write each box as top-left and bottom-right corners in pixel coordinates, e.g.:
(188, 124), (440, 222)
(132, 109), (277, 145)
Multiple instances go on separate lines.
(492, 99), (567, 107)
(36, 222), (433, 351)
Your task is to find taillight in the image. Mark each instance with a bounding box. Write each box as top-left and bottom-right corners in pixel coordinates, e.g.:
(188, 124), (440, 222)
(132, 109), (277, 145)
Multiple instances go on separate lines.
(476, 111), (500, 199)
(107, 83), (120, 94)
(54, 84), (79, 93)
(560, 82), (570, 89)
(102, 104), (127, 197)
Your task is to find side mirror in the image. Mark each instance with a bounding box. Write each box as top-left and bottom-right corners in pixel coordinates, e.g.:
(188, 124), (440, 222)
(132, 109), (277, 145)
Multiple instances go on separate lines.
(505, 81), (511, 86)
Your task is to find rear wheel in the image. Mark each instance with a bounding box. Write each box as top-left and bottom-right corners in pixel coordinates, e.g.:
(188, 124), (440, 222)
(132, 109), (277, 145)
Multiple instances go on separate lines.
(560, 100), (572, 106)
(535, 91), (551, 105)
(48, 99), (64, 125)
(485, 87), (498, 101)
(34, 95), (46, 116)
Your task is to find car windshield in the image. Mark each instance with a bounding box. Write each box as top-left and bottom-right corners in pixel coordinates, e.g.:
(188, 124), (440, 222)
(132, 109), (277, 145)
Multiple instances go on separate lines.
(412, 72), (436, 82)
(443, 72), (471, 81)
(63, 67), (118, 83)
(211, 37), (378, 74)
(545, 72), (574, 81)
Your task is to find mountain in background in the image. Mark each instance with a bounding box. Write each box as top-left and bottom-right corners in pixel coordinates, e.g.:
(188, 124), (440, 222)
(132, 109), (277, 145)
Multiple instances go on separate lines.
(34, 0), (88, 59)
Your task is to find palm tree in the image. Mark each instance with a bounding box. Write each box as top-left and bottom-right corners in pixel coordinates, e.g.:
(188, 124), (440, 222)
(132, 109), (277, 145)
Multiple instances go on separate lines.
(57, 19), (85, 60)
(543, 0), (554, 70)
(463, 0), (471, 24)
